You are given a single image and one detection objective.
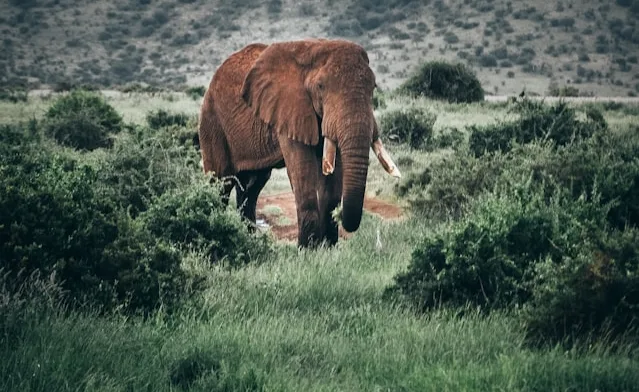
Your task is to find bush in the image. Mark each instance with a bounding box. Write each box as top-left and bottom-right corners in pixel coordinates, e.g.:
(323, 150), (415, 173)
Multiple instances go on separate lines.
(185, 85), (206, 100)
(432, 127), (464, 149)
(372, 88), (387, 110)
(468, 99), (606, 157)
(0, 137), (190, 313)
(146, 108), (191, 130)
(548, 84), (580, 97)
(0, 88), (27, 103)
(43, 89), (123, 150)
(388, 178), (639, 343)
(96, 128), (200, 217)
(395, 148), (505, 219)
(524, 227), (639, 343)
(140, 181), (273, 266)
(0, 120), (271, 314)
(399, 61), (485, 103)
(397, 112), (638, 228)
(378, 107), (437, 149)
(267, 0), (282, 15)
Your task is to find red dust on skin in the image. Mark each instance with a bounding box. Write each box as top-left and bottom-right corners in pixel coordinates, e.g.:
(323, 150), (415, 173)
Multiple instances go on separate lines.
(256, 192), (403, 242)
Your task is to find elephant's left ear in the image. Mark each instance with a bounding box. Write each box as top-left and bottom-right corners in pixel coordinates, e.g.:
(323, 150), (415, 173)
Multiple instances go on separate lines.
(241, 42), (319, 146)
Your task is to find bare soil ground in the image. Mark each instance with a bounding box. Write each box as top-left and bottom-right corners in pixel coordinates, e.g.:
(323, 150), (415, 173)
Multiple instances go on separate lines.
(256, 192), (404, 242)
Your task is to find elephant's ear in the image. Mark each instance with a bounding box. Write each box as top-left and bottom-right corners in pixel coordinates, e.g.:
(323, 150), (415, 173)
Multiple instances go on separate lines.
(241, 43), (319, 146)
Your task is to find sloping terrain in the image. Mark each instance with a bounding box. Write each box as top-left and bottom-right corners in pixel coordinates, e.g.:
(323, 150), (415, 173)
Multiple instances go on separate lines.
(1, 0), (638, 96)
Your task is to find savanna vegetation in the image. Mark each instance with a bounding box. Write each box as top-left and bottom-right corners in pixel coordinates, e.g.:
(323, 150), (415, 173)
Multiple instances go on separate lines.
(1, 0), (639, 97)
(2, 0), (639, 389)
(2, 66), (639, 389)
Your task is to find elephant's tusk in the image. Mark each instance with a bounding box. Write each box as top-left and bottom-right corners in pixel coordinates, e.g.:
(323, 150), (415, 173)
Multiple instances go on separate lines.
(371, 138), (401, 178)
(322, 137), (336, 175)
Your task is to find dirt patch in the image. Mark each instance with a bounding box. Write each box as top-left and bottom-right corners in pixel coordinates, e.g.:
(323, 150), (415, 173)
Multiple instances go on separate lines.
(256, 192), (404, 242)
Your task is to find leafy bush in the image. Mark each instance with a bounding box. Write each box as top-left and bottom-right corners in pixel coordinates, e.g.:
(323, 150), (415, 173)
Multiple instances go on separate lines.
(267, 0), (282, 15)
(432, 127), (464, 149)
(0, 120), (271, 314)
(524, 228), (639, 343)
(146, 108), (191, 130)
(399, 61), (485, 103)
(96, 129), (200, 217)
(0, 88), (27, 103)
(378, 107), (437, 149)
(468, 99), (606, 157)
(140, 181), (273, 266)
(388, 178), (639, 342)
(0, 139), (191, 313)
(398, 112), (638, 228)
(548, 84), (580, 97)
(185, 85), (206, 100)
(390, 104), (639, 343)
(372, 88), (387, 110)
(43, 89), (123, 150)
(395, 148), (504, 219)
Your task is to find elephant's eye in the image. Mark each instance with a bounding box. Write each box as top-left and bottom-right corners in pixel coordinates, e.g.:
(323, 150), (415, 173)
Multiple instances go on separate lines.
(317, 82), (324, 90)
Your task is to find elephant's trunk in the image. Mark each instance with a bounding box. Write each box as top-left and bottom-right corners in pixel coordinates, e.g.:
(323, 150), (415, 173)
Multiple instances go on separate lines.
(337, 122), (371, 233)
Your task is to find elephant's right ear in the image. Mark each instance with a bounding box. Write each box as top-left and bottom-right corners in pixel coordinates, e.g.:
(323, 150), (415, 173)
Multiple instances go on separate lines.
(241, 43), (319, 146)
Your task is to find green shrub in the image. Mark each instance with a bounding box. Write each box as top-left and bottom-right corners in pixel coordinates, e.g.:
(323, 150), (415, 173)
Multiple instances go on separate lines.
(0, 121), (270, 314)
(185, 85), (206, 100)
(140, 180), (273, 266)
(395, 148), (504, 219)
(398, 119), (639, 229)
(524, 228), (639, 343)
(468, 99), (606, 157)
(399, 61), (485, 103)
(372, 88), (387, 110)
(544, 130), (639, 230)
(146, 108), (191, 130)
(388, 178), (639, 342)
(432, 127), (464, 149)
(96, 126), (200, 217)
(43, 89), (123, 150)
(267, 0), (282, 15)
(390, 181), (597, 310)
(94, 214), (192, 313)
(0, 88), (27, 103)
(378, 107), (436, 149)
(0, 141), (191, 313)
(548, 84), (580, 97)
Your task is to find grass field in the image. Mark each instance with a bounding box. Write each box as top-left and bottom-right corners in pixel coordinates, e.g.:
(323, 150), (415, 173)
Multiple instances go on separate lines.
(2, 92), (639, 391)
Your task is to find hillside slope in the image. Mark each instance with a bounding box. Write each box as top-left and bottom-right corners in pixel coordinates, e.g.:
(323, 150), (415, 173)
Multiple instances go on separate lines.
(1, 0), (638, 96)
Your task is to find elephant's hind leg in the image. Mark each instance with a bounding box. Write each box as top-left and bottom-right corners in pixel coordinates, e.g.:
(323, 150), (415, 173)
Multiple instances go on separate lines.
(235, 169), (272, 231)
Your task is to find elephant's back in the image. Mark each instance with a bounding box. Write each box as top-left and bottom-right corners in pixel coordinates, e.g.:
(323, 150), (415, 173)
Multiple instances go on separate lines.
(211, 43), (268, 96)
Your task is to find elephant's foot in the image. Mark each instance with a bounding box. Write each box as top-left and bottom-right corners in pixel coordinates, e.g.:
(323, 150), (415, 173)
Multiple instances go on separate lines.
(297, 210), (321, 248)
(318, 217), (339, 247)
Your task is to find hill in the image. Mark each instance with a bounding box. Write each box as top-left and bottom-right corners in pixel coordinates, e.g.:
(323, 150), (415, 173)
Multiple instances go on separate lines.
(1, 0), (639, 96)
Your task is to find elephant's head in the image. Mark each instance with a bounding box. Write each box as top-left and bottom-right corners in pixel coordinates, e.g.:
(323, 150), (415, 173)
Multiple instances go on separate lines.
(241, 39), (400, 232)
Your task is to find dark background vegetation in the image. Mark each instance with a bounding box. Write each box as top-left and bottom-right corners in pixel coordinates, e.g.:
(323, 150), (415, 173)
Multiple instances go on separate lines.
(1, 0), (639, 96)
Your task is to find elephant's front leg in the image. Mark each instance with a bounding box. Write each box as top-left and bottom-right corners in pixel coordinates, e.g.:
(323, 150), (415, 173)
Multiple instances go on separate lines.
(279, 135), (321, 248)
(318, 154), (342, 246)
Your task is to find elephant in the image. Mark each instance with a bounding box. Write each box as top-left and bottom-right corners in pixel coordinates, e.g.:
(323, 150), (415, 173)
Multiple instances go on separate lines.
(198, 38), (401, 248)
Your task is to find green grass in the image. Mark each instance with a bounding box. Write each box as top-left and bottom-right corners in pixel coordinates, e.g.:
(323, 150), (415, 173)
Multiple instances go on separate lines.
(4, 216), (639, 391)
(2, 92), (639, 391)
